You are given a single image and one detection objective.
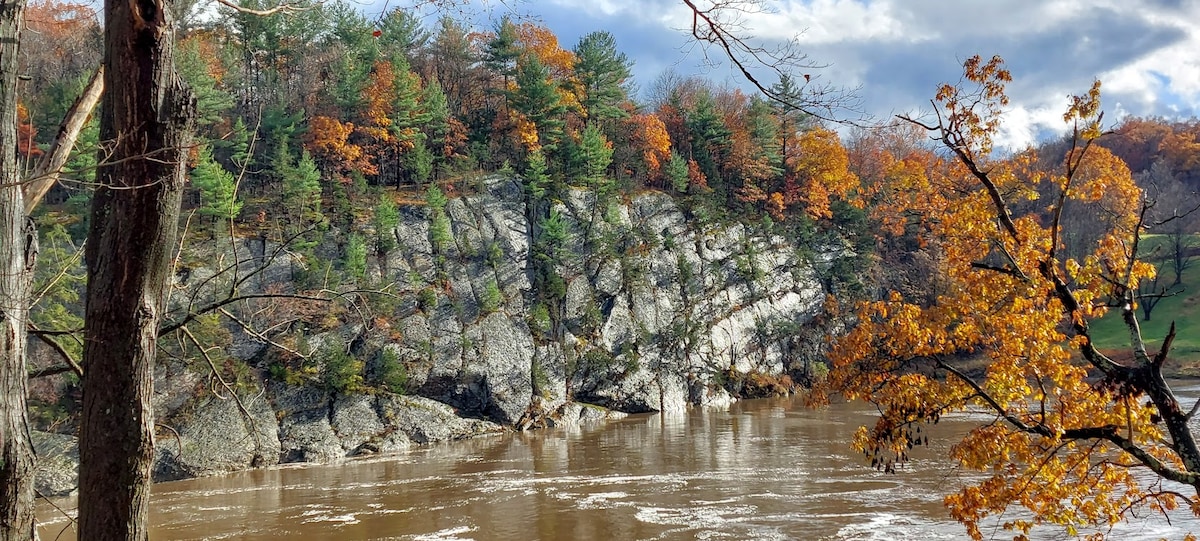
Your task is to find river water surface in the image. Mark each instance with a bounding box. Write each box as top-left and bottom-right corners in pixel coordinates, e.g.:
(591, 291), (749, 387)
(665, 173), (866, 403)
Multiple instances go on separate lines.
(38, 392), (1197, 540)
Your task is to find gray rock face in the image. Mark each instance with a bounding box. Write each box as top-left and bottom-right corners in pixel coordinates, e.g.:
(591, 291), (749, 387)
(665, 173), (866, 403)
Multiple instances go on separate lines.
(32, 431), (77, 497)
(331, 394), (387, 453)
(156, 392), (280, 480)
(378, 395), (503, 443)
(271, 382), (342, 464)
(27, 174), (845, 484)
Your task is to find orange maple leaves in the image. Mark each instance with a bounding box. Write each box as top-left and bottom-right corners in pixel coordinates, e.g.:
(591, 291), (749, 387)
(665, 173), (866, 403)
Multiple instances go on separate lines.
(826, 55), (1187, 540)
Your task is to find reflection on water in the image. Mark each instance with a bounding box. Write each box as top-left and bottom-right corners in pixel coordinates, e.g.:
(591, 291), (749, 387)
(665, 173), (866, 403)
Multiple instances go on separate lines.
(38, 390), (1200, 540)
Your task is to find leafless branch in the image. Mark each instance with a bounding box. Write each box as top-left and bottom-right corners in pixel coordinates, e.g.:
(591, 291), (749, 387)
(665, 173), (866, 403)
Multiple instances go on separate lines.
(217, 306), (307, 359)
(210, 0), (313, 16)
(679, 0), (864, 124)
(28, 237), (85, 310)
(27, 323), (83, 378)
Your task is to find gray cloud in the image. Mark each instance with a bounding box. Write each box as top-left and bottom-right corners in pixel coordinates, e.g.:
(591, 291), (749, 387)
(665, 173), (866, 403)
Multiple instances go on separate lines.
(824, 6), (1187, 114)
(395, 0), (1199, 143)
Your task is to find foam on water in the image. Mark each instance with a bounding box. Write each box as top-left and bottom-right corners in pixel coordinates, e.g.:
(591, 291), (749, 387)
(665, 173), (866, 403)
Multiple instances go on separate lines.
(410, 525), (477, 541)
(831, 512), (960, 540)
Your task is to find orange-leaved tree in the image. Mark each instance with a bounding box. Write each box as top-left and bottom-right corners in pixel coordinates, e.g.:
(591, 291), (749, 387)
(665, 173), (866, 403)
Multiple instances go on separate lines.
(825, 54), (1200, 540)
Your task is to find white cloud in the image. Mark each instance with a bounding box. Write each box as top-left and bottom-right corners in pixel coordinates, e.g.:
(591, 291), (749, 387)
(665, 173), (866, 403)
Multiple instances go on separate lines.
(757, 0), (910, 44)
(474, 0), (1200, 147)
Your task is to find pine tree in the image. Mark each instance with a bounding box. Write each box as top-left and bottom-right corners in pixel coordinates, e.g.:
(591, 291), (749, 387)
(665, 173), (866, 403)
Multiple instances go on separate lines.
(524, 147), (553, 200)
(375, 8), (429, 65)
(192, 143), (243, 226)
(686, 92), (732, 191)
(573, 30), (632, 126)
(230, 117), (251, 163)
(426, 184), (452, 254)
(484, 17), (520, 92)
(342, 233), (367, 282)
(176, 37), (233, 127)
(326, 2), (378, 115)
(747, 97), (783, 181)
(406, 137), (435, 187)
(276, 146), (324, 232)
(577, 124), (614, 193)
(421, 77), (451, 163)
(373, 191), (400, 258)
(769, 74), (810, 166)
(511, 56), (566, 149)
(389, 57), (428, 146)
(665, 151), (689, 193)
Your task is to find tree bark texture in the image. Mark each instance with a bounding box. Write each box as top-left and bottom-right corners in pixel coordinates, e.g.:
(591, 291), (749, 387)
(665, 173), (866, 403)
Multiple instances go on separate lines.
(23, 66), (104, 215)
(0, 0), (36, 536)
(77, 0), (194, 536)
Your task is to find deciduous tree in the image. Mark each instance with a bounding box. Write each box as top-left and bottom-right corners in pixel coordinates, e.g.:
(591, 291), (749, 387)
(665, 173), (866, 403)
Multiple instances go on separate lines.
(0, 0), (37, 537)
(827, 55), (1200, 540)
(78, 0), (196, 536)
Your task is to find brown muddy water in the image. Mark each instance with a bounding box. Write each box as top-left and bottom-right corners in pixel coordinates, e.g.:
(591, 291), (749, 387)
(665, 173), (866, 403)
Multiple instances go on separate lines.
(38, 391), (1197, 540)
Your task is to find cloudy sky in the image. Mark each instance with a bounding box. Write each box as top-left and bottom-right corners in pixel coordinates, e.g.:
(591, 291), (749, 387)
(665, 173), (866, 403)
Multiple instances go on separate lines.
(405, 0), (1200, 148)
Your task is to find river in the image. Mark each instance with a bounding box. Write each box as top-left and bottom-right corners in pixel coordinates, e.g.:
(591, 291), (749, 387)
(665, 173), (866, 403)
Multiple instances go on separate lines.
(37, 392), (1197, 540)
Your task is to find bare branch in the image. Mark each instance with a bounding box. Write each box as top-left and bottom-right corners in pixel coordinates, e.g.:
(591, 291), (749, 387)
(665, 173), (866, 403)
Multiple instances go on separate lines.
(159, 292), (331, 337)
(679, 0), (863, 124)
(217, 306), (307, 360)
(210, 0), (312, 16)
(27, 323), (83, 378)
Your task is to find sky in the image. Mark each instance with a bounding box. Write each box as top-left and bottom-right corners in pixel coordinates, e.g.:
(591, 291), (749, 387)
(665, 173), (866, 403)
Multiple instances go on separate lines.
(403, 0), (1200, 150)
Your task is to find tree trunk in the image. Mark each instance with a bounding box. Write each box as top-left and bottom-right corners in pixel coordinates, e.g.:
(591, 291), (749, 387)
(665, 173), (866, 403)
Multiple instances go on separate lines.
(77, 0), (194, 536)
(0, 0), (36, 536)
(23, 66), (104, 214)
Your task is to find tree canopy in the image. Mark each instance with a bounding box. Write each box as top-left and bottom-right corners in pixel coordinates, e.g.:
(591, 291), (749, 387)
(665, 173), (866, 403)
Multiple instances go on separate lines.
(826, 55), (1200, 540)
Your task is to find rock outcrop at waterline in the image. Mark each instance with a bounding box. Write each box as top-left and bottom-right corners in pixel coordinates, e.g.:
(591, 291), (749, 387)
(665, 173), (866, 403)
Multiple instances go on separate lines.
(33, 175), (851, 494)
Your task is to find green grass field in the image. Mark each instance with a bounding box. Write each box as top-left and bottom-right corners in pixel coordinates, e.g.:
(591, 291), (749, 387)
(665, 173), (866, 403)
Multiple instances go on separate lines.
(1088, 235), (1200, 376)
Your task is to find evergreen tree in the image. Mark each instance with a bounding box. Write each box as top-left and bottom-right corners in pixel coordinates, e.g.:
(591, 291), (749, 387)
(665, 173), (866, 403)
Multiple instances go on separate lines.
(421, 77), (451, 165)
(325, 2), (378, 115)
(373, 191), (400, 257)
(511, 56), (566, 149)
(484, 17), (520, 92)
(192, 144), (243, 225)
(390, 57), (429, 148)
(376, 8), (429, 65)
(259, 103), (303, 175)
(577, 124), (614, 192)
(426, 184), (452, 254)
(573, 31), (632, 126)
(747, 97), (783, 180)
(524, 147), (553, 200)
(30, 223), (86, 360)
(228, 117), (251, 169)
(406, 137), (435, 187)
(665, 150), (689, 193)
(686, 92), (732, 191)
(213, 117), (251, 174)
(276, 147), (324, 232)
(342, 233), (367, 282)
(176, 37), (234, 127)
(769, 74), (810, 165)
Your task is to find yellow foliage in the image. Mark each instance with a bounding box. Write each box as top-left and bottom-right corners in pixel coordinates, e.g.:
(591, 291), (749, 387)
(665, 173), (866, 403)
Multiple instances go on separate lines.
(824, 55), (1199, 540)
(306, 115), (363, 167)
(515, 114), (541, 152)
(792, 128), (860, 219)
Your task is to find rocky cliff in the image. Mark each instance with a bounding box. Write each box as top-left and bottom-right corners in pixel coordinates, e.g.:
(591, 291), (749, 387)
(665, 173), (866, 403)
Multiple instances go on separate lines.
(34, 175), (851, 494)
